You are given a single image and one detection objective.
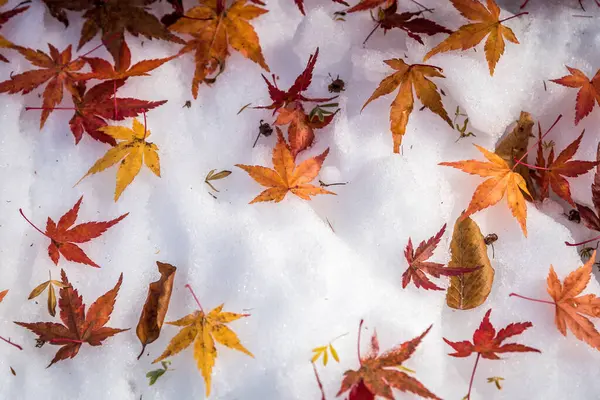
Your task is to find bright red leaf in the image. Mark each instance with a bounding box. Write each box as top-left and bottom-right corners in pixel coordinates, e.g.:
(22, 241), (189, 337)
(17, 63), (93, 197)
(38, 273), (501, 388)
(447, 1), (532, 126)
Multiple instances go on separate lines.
(403, 223), (479, 291)
(444, 309), (540, 399)
(551, 66), (600, 125)
(20, 197), (128, 268)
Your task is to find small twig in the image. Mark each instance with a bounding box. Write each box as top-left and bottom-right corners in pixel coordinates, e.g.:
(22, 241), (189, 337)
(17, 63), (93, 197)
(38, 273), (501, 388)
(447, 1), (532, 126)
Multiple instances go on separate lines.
(319, 180), (347, 187)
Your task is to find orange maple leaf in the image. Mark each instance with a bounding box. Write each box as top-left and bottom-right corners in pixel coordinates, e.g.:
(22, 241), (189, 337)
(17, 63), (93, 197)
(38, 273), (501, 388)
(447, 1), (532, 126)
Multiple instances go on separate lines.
(511, 251), (600, 351)
(169, 0), (269, 98)
(440, 144), (530, 236)
(551, 66), (600, 125)
(0, 44), (87, 128)
(236, 129), (335, 203)
(423, 0), (525, 76)
(362, 58), (451, 153)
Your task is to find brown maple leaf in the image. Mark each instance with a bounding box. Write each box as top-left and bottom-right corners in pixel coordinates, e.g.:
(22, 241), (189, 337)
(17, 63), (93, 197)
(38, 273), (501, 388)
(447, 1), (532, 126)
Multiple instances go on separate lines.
(0, 44), (87, 128)
(169, 0), (269, 98)
(236, 129), (335, 203)
(338, 320), (440, 400)
(533, 129), (599, 206)
(551, 66), (600, 125)
(19, 197), (128, 268)
(42, 0), (184, 70)
(403, 223), (480, 291)
(15, 270), (128, 367)
(68, 79), (167, 145)
(82, 41), (177, 81)
(423, 0), (526, 76)
(444, 309), (540, 400)
(511, 250), (600, 351)
(363, 58), (451, 153)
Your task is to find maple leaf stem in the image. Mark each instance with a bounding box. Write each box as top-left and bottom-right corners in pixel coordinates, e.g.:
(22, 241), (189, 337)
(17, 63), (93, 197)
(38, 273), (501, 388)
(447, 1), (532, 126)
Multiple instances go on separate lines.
(357, 319), (364, 365)
(509, 292), (554, 305)
(185, 284), (204, 312)
(0, 335), (22, 350)
(252, 129), (262, 148)
(19, 209), (51, 239)
(363, 22), (382, 46)
(512, 158), (550, 171)
(312, 362), (326, 400)
(565, 233), (600, 247)
(25, 107), (77, 111)
(498, 12), (529, 24)
(466, 353), (480, 400)
(513, 114), (562, 171)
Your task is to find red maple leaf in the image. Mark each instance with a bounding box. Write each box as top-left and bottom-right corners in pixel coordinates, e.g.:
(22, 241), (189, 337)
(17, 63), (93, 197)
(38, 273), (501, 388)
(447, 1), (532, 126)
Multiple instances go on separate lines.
(0, 2), (29, 62)
(19, 197), (127, 268)
(82, 41), (176, 81)
(256, 48), (336, 114)
(574, 143), (600, 246)
(444, 309), (540, 400)
(533, 129), (599, 206)
(15, 269), (127, 367)
(68, 79), (167, 145)
(338, 320), (440, 400)
(551, 66), (600, 125)
(403, 224), (479, 291)
(0, 44), (88, 128)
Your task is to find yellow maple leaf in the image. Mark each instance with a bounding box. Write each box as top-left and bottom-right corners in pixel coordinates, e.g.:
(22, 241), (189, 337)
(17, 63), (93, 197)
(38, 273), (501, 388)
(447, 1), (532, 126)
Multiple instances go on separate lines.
(236, 128), (335, 203)
(362, 58), (451, 153)
(169, 0), (270, 98)
(423, 0), (524, 76)
(77, 118), (160, 201)
(440, 144), (530, 236)
(153, 303), (253, 397)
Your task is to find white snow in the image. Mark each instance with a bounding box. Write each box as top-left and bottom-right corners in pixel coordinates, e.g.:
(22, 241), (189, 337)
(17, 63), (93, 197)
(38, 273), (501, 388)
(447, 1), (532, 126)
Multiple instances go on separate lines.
(1, 0), (600, 399)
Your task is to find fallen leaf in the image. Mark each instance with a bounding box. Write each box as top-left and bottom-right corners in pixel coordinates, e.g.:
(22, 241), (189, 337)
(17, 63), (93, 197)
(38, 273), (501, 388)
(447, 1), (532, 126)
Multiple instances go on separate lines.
(236, 129), (335, 203)
(147, 360), (171, 385)
(575, 143), (600, 235)
(494, 111), (536, 197)
(440, 144), (531, 236)
(20, 196), (128, 268)
(403, 223), (480, 291)
(153, 288), (253, 397)
(82, 41), (177, 81)
(0, 44), (87, 128)
(42, 0), (184, 70)
(274, 103), (315, 157)
(0, 289), (7, 303)
(362, 58), (451, 153)
(77, 118), (161, 201)
(136, 261), (177, 359)
(169, 0), (270, 98)
(446, 215), (495, 310)
(534, 130), (599, 206)
(0, 2), (29, 62)
(337, 321), (440, 400)
(15, 270), (128, 367)
(444, 309), (540, 399)
(28, 271), (69, 317)
(69, 79), (167, 145)
(551, 66), (600, 125)
(423, 0), (523, 76)
(346, 0), (394, 13)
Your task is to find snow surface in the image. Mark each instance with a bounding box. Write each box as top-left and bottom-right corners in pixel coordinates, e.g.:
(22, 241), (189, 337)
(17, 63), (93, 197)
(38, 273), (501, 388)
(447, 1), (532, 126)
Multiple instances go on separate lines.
(1, 0), (600, 399)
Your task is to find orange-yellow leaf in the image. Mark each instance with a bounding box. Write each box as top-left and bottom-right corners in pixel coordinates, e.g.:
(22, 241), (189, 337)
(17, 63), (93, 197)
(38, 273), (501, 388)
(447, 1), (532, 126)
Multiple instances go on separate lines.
(440, 144), (530, 236)
(363, 59), (451, 153)
(423, 0), (522, 76)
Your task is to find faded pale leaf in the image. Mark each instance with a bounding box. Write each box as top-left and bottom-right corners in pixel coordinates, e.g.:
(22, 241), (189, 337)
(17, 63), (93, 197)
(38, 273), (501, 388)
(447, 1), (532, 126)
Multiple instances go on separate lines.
(446, 215), (494, 310)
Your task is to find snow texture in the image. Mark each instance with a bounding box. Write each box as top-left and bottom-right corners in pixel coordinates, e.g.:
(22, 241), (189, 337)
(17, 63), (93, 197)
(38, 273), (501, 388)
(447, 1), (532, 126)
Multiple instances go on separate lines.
(1, 0), (600, 399)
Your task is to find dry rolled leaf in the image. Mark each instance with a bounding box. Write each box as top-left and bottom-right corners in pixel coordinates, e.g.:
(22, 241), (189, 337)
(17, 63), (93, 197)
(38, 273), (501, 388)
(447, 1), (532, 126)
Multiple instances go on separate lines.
(446, 215), (494, 310)
(136, 261), (177, 359)
(495, 111), (536, 198)
(28, 272), (68, 317)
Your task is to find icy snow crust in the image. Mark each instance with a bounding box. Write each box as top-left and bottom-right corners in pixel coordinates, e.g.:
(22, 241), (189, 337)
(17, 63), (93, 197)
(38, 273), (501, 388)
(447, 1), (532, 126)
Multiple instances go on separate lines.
(1, 0), (600, 399)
